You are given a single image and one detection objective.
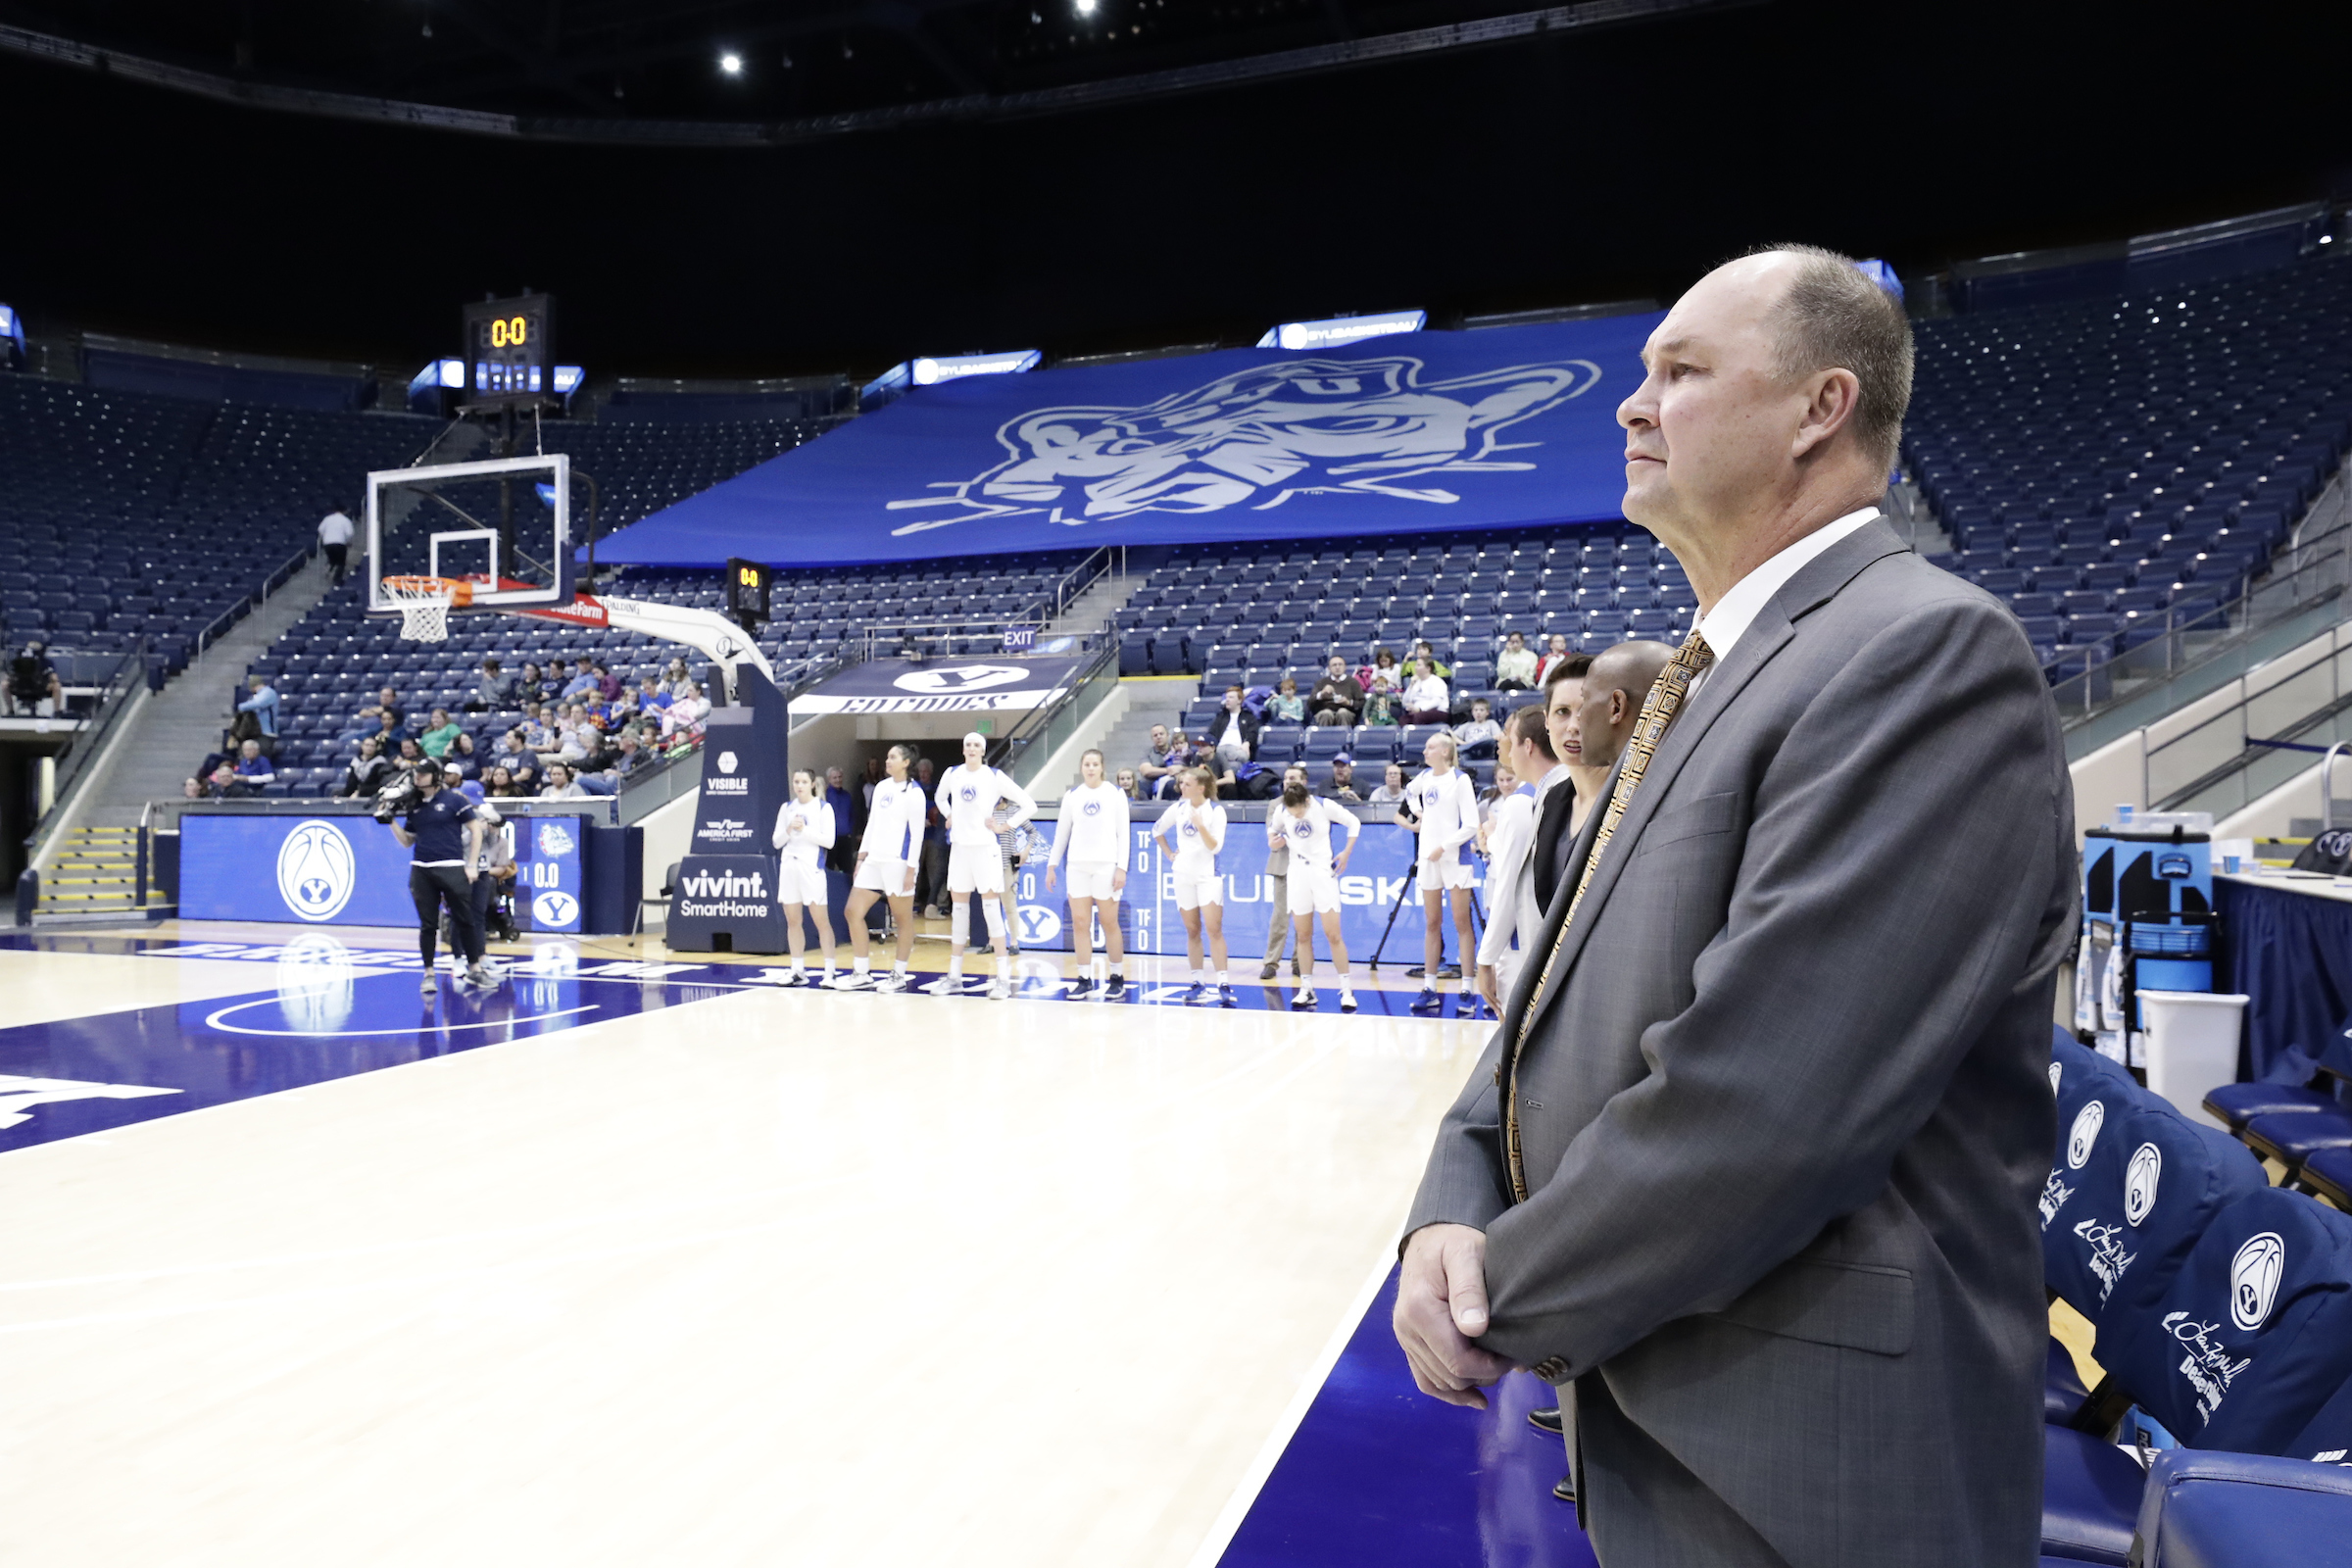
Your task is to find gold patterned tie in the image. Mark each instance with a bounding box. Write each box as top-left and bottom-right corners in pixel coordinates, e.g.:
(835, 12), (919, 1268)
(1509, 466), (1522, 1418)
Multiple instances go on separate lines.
(1503, 626), (1715, 1201)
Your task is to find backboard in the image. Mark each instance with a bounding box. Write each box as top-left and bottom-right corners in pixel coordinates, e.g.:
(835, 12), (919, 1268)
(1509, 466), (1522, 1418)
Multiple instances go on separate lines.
(366, 454), (573, 614)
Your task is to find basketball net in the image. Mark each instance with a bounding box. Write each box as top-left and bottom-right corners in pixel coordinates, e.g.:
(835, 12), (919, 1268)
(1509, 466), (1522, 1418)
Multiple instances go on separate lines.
(381, 575), (467, 643)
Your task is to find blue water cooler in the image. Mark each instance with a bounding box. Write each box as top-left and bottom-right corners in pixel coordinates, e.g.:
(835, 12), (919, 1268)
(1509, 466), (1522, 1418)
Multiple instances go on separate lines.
(2076, 808), (2215, 1067)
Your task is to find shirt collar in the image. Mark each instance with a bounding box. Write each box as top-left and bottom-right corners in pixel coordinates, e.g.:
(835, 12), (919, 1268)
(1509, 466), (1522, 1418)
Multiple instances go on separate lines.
(1692, 507), (1880, 667)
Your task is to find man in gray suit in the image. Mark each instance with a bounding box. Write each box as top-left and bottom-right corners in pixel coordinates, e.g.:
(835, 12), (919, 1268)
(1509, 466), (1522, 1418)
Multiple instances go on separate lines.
(1392, 246), (2076, 1567)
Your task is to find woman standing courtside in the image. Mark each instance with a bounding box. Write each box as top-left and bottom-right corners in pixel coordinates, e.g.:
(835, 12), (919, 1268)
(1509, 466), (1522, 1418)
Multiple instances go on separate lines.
(1154, 766), (1231, 1004)
(1046, 748), (1130, 1000)
(771, 767), (838, 987)
(834, 744), (926, 993)
(1271, 778), (1360, 1012)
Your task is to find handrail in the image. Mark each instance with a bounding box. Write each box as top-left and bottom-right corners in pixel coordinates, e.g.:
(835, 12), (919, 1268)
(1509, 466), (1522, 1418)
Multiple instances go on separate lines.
(2327, 743), (2349, 833)
(22, 640), (149, 866)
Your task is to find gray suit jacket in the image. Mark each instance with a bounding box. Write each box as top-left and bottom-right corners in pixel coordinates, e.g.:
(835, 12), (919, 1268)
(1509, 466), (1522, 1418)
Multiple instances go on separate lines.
(1404, 522), (2076, 1567)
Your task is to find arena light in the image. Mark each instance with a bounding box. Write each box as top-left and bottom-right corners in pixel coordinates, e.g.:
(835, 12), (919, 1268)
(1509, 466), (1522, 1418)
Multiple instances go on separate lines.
(0, 303), (17, 341)
(908, 349), (1043, 386)
(1255, 309), (1426, 352)
(437, 357), (466, 389)
(1074, 0), (1098, 14)
(718, 52), (743, 75)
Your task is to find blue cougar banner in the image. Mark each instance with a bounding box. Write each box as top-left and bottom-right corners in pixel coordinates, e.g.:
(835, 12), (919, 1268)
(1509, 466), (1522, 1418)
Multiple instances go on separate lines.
(594, 315), (1663, 567)
(1008, 818), (1479, 962)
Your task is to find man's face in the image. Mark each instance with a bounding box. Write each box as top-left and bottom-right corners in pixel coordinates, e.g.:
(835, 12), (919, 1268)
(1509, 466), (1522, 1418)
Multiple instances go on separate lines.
(826, 766), (844, 789)
(360, 737), (377, 757)
(1471, 702), (1490, 722)
(618, 734), (636, 753)
(916, 760), (933, 781)
(1327, 658), (1347, 679)
(1332, 761), (1352, 783)
(1618, 252), (1808, 540)
(1573, 676), (1635, 770)
(379, 688), (396, 705)
(1284, 766), (1307, 792)
(240, 740), (260, 760)
(1150, 725), (1168, 752)
(1224, 689), (1242, 711)
(1547, 677), (1585, 766)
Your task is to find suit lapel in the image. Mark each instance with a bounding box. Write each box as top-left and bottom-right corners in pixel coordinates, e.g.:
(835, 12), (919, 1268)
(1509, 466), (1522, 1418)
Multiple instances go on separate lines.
(1513, 520), (1913, 1038)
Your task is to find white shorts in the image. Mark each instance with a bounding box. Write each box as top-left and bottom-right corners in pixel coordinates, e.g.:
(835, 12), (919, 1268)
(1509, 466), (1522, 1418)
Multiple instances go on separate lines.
(1063, 860), (1121, 902)
(1424, 856), (1477, 892)
(854, 854), (915, 896)
(1172, 869), (1223, 910)
(1292, 865), (1343, 915)
(948, 840), (1006, 896)
(777, 858), (828, 906)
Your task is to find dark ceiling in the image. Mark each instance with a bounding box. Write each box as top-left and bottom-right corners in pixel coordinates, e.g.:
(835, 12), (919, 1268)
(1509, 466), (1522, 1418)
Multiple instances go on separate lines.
(0, 0), (2345, 382)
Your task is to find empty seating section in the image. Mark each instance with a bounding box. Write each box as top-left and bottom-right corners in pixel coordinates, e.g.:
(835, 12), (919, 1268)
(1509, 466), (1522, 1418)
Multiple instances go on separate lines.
(242, 551), (1097, 798)
(1908, 260), (2352, 677)
(0, 379), (437, 668)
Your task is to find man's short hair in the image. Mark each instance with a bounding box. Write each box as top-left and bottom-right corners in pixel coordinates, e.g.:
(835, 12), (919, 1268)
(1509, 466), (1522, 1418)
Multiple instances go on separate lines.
(1508, 703), (1557, 760)
(1748, 243), (1914, 471)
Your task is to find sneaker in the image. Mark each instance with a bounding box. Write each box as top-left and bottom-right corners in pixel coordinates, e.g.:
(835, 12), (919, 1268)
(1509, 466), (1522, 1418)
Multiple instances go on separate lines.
(1437, 964), (1464, 981)
(1260, 959), (1279, 980)
(875, 972), (911, 995)
(1405, 964), (1428, 978)
(465, 963), (496, 988)
(970, 940), (994, 956)
(1339, 989), (1358, 1012)
(1411, 988), (1443, 1013)
(1066, 976), (1095, 1000)
(1293, 988), (1318, 1010)
(987, 976), (1012, 1000)
(923, 975), (965, 996)
(829, 970), (874, 990)
(1217, 984), (1237, 1006)
(1104, 973), (1126, 998)
(419, 973), (438, 996)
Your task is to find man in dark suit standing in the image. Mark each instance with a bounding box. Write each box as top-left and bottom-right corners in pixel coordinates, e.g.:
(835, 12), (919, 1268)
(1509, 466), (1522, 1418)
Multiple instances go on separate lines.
(1393, 246), (2076, 1566)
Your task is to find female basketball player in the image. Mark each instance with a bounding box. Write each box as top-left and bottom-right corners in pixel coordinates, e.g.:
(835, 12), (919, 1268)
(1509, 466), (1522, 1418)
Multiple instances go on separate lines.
(1154, 765), (1230, 1003)
(835, 743), (924, 992)
(1271, 778), (1360, 1011)
(772, 767), (837, 987)
(1403, 732), (1480, 1013)
(931, 731), (1036, 1001)
(1045, 748), (1130, 1000)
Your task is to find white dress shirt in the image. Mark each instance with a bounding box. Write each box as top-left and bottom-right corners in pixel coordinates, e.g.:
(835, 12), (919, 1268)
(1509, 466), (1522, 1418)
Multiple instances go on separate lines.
(1689, 507), (1880, 699)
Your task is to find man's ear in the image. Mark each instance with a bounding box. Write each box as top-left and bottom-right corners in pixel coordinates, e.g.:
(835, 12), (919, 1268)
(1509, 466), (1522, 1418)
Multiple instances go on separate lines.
(1792, 367), (1862, 460)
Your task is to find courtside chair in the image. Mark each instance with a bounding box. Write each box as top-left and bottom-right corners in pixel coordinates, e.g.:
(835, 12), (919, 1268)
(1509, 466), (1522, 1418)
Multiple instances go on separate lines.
(2039, 1423), (2149, 1566)
(2131, 1449), (2352, 1567)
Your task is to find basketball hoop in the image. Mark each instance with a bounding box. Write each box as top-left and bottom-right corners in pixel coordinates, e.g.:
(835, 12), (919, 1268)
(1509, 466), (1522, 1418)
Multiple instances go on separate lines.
(381, 575), (470, 643)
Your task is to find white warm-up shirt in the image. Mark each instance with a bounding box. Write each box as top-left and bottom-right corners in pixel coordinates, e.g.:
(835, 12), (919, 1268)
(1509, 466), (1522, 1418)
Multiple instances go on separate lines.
(1274, 796), (1361, 875)
(772, 799), (836, 867)
(863, 776), (928, 863)
(1157, 799), (1227, 877)
(1406, 766), (1480, 868)
(936, 764), (1036, 849)
(1051, 781), (1131, 868)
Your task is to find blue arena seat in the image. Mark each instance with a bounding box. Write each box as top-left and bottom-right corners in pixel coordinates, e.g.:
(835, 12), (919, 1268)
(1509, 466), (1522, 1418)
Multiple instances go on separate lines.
(2130, 1448), (2352, 1566)
(2039, 1423), (2147, 1566)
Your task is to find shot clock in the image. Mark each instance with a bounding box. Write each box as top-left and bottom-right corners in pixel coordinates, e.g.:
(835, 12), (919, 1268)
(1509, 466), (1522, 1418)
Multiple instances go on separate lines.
(461, 293), (554, 407)
(724, 557), (772, 628)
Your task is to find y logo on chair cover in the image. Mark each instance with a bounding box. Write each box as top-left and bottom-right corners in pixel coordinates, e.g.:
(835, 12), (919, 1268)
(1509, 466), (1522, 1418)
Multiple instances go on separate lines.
(2124, 1143), (2162, 1227)
(2230, 1231), (2286, 1331)
(2066, 1100), (2105, 1170)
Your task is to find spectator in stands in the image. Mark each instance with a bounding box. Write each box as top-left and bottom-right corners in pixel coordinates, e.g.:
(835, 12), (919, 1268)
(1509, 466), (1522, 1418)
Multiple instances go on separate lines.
(1369, 761), (1407, 805)
(570, 722), (610, 774)
(490, 729), (538, 787)
(561, 658), (599, 700)
(539, 762), (587, 800)
(1535, 632), (1577, 685)
(636, 674), (671, 715)
(1186, 738), (1234, 799)
(1362, 647), (1402, 691)
(662, 682), (710, 742)
(516, 662), (552, 706)
(1115, 766), (1143, 800)
(1453, 697), (1501, 753)
(418, 707), (468, 760)
(1494, 631), (1538, 691)
(1139, 724), (1186, 796)
(661, 657), (693, 699)
(1203, 685), (1259, 766)
(337, 735), (394, 798)
(233, 738), (276, 790)
(1324, 756), (1363, 804)
(593, 662), (623, 703)
(317, 506), (356, 585)
(357, 685), (403, 730)
(1310, 657), (1364, 727)
(444, 759), (485, 807)
(395, 738), (428, 773)
(234, 673), (280, 755)
(1361, 674), (1400, 727)
(185, 761), (255, 800)
(1410, 639), (1452, 680)
(517, 704), (554, 751)
(485, 764), (526, 799)
(610, 731), (652, 779)
(5, 640), (61, 717)
(1402, 658), (1450, 724)
(469, 657), (518, 712)
(1267, 675), (1306, 724)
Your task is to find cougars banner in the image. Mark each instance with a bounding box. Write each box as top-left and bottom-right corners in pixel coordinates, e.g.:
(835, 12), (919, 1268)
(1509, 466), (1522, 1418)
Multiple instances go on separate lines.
(592, 314), (1662, 567)
(789, 654), (1090, 716)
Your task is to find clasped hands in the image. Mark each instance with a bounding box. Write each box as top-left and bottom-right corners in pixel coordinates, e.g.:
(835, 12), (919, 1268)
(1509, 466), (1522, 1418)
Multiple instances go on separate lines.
(1393, 1222), (1517, 1409)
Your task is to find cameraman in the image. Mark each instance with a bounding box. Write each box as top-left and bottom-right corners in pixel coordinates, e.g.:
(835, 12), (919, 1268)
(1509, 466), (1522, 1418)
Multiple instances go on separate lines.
(381, 762), (494, 995)
(6, 640), (62, 717)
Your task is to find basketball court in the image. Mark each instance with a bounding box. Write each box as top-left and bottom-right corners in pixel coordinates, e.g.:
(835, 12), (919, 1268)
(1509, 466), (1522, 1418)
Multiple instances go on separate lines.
(0, 919), (1537, 1567)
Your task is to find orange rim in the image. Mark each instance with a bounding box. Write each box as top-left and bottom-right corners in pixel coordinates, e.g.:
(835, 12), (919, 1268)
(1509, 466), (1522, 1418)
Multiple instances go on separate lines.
(381, 574), (474, 608)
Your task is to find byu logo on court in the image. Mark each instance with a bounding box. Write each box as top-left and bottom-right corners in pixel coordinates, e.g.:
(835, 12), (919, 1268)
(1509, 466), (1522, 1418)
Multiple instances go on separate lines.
(1016, 906), (1061, 943)
(886, 353), (1603, 534)
(895, 664), (1029, 695)
(536, 821), (575, 858)
(276, 819), (356, 922)
(2066, 1100), (2105, 1170)
(717, 752), (740, 775)
(2124, 1143), (2162, 1227)
(2230, 1232), (2285, 1330)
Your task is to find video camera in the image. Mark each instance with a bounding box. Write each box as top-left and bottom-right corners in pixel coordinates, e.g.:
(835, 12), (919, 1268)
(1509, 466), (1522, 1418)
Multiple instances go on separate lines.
(371, 771), (423, 824)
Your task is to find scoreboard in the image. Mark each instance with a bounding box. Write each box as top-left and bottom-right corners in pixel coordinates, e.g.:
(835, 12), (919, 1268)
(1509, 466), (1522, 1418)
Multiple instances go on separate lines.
(461, 293), (554, 407)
